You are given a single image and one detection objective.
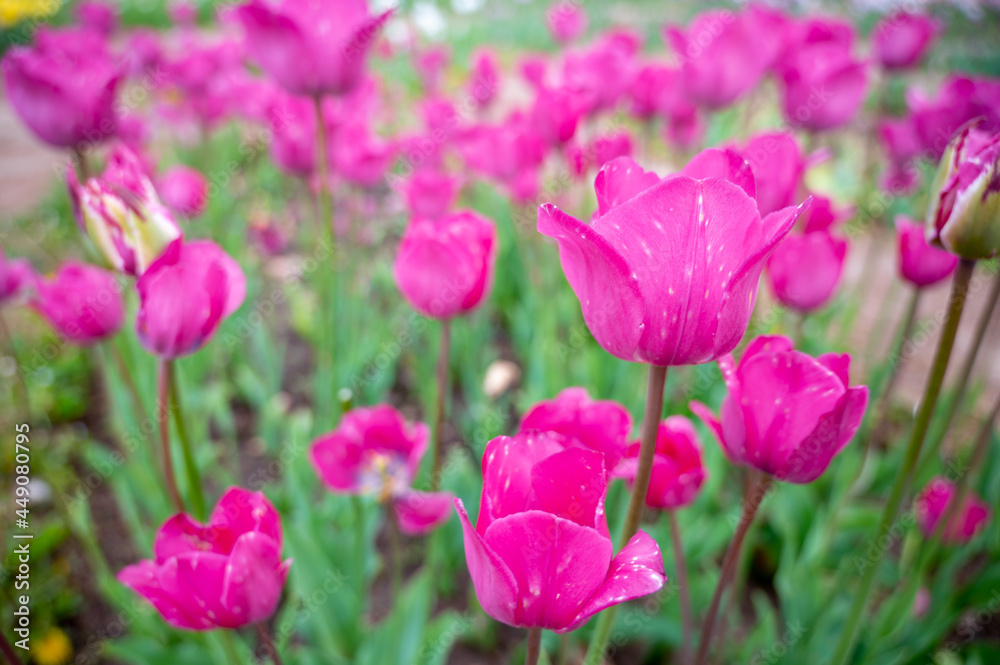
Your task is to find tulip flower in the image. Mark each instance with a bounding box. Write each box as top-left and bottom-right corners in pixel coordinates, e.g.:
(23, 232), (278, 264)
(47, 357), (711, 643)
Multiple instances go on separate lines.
(118, 487), (292, 630)
(537, 152), (808, 366)
(546, 1), (587, 44)
(561, 30), (639, 116)
(0, 250), (35, 305)
(416, 45), (450, 94)
(33, 262), (124, 345)
(531, 86), (584, 146)
(926, 121), (1000, 260)
(310, 405), (453, 535)
(628, 64), (683, 120)
(158, 166), (209, 219)
(233, 0), (392, 98)
(75, 1), (118, 36)
(915, 477), (991, 544)
(169, 0), (199, 28)
(455, 431), (665, 632)
(135, 241), (246, 359)
(614, 416), (706, 510)
(2, 27), (121, 148)
(896, 216), (959, 288)
(400, 170), (461, 221)
(778, 41), (867, 132)
(519, 387), (632, 470)
(469, 48), (500, 108)
(69, 146), (182, 277)
(740, 132), (806, 217)
(393, 211), (497, 320)
(909, 76), (1000, 160)
(872, 12), (939, 71)
(766, 229), (848, 312)
(691, 335), (869, 483)
(264, 90), (317, 177)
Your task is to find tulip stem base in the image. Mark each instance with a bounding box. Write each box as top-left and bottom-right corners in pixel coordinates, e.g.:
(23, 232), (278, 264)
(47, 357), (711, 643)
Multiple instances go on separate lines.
(255, 622), (285, 665)
(157, 360), (184, 514)
(525, 628), (542, 665)
(828, 258), (975, 665)
(668, 510), (693, 665)
(694, 473), (773, 665)
(431, 319), (451, 492)
(168, 361), (206, 520)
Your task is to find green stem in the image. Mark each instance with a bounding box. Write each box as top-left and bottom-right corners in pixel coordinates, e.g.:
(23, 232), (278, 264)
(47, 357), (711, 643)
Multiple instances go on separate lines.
(157, 359), (185, 514)
(0, 309), (30, 419)
(256, 622), (286, 665)
(583, 364), (668, 665)
(668, 510), (693, 665)
(827, 258), (975, 665)
(312, 93), (337, 432)
(387, 502), (402, 598)
(525, 628), (542, 665)
(219, 631), (243, 665)
(693, 473), (773, 665)
(109, 340), (149, 426)
(431, 319), (451, 491)
(168, 361), (206, 520)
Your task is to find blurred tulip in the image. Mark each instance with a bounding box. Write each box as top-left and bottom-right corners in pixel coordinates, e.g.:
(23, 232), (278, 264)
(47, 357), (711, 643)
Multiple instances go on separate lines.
(872, 12), (939, 71)
(168, 0), (199, 27)
(2, 27), (121, 148)
(519, 387), (632, 470)
(118, 487), (292, 630)
(538, 152), (807, 366)
(416, 45), (450, 93)
(469, 48), (500, 108)
(70, 146), (182, 277)
(75, 1), (117, 36)
(915, 477), (991, 544)
(896, 216), (959, 287)
(519, 54), (548, 90)
(0, 249), (35, 305)
(531, 86), (584, 146)
(158, 166), (209, 219)
(33, 262), (123, 345)
(778, 41), (867, 132)
(627, 64), (685, 121)
(455, 431), (665, 632)
(135, 241), (246, 358)
(587, 132), (632, 171)
(401, 170), (461, 220)
(248, 219), (289, 256)
(799, 194), (851, 234)
(264, 91), (317, 177)
(393, 211), (497, 319)
(124, 29), (163, 79)
(614, 416), (706, 510)
(310, 405), (452, 535)
(233, 0), (392, 97)
(740, 131), (806, 217)
(691, 335), (868, 483)
(562, 30), (639, 115)
(926, 121), (1000, 260)
(909, 76), (1000, 160)
(546, 1), (587, 44)
(766, 229), (848, 312)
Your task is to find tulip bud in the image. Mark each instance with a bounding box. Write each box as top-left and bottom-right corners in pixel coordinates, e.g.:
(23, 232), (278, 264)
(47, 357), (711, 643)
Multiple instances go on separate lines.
(925, 121), (1000, 259)
(915, 477), (991, 544)
(33, 262), (124, 345)
(70, 146), (182, 276)
(0, 249), (35, 305)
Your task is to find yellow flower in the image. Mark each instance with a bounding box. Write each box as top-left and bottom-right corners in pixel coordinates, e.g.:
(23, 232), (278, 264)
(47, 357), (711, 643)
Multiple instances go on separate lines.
(34, 627), (73, 665)
(0, 0), (60, 28)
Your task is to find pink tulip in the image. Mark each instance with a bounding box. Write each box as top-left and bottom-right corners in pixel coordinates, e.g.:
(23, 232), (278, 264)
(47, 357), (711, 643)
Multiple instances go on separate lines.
(538, 152), (807, 366)
(740, 131), (806, 217)
(158, 166), (209, 219)
(249, 219), (290, 257)
(393, 211), (497, 319)
(75, 1), (118, 36)
(614, 416), (706, 510)
(401, 170), (461, 220)
(519, 387), (632, 470)
(546, 1), (587, 44)
(531, 86), (584, 146)
(909, 76), (999, 160)
(0, 249), (35, 305)
(455, 431), (665, 632)
(519, 55), (549, 90)
(331, 124), (397, 188)
(587, 132), (632, 172)
(691, 335), (869, 483)
(799, 194), (851, 234)
(778, 41), (867, 132)
(896, 216), (958, 288)
(878, 116), (923, 193)
(156, 37), (249, 130)
(264, 90), (317, 177)
(460, 115), (547, 191)
(169, 1), (199, 27)
(469, 48), (500, 108)
(135, 241), (246, 358)
(2, 27), (121, 148)
(663, 107), (705, 151)
(628, 64), (683, 120)
(233, 0), (392, 97)
(310, 405), (452, 535)
(124, 29), (163, 79)
(33, 262), (124, 345)
(766, 229), (848, 312)
(873, 12), (939, 71)
(561, 31), (639, 115)
(416, 45), (450, 93)
(915, 477), (991, 544)
(665, 9), (768, 110)
(745, 3), (791, 71)
(118, 487), (292, 630)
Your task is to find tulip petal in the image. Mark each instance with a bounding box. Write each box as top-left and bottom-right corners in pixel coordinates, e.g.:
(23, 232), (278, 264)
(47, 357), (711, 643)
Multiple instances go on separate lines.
(154, 514), (217, 563)
(455, 499), (520, 626)
(537, 203), (645, 361)
(118, 560), (210, 630)
(563, 530), (666, 633)
(681, 148), (755, 200)
(530, 447), (608, 533)
(221, 532), (288, 624)
(593, 157), (660, 217)
(479, 432), (566, 533)
(210, 487), (283, 551)
(785, 385), (868, 483)
(483, 510), (613, 630)
(158, 552), (244, 628)
(394, 490), (454, 535)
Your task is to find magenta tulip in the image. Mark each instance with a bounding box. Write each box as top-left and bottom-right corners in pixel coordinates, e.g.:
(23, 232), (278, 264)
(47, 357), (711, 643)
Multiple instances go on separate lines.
(455, 431), (665, 632)
(766, 229), (848, 312)
(33, 262), (124, 345)
(588, 132), (632, 171)
(401, 170), (461, 220)
(546, 1), (587, 44)
(872, 12), (939, 71)
(416, 45), (450, 94)
(0, 249), (35, 305)
(909, 76), (1000, 160)
(896, 216), (958, 288)
(561, 30), (639, 116)
(740, 131), (806, 217)
(519, 387), (632, 470)
(915, 477), (991, 544)
(538, 152), (807, 366)
(135, 241), (246, 358)
(233, 0), (392, 97)
(75, 1), (118, 36)
(310, 405), (452, 535)
(799, 194), (851, 234)
(778, 41), (867, 132)
(531, 86), (584, 146)
(614, 416), (706, 510)
(169, 0), (199, 27)
(2, 27), (121, 148)
(691, 335), (868, 483)
(469, 48), (500, 107)
(627, 64), (682, 120)
(264, 90), (317, 177)
(158, 166), (209, 219)
(118, 487), (292, 630)
(393, 211), (497, 319)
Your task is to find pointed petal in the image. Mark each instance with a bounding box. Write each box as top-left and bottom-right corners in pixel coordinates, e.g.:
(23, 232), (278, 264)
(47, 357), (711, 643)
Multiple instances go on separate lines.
(593, 157), (660, 217)
(393, 490), (454, 535)
(220, 532), (287, 624)
(681, 148), (755, 199)
(455, 499), (520, 626)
